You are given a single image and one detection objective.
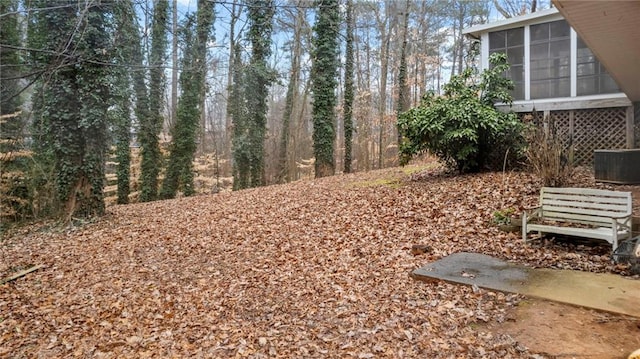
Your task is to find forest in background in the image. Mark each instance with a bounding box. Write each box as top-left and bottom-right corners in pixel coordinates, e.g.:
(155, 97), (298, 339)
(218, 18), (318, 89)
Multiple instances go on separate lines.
(0, 0), (546, 222)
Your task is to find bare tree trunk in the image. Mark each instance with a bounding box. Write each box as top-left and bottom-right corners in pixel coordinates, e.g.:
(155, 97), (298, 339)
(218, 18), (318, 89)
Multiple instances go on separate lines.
(277, 6), (304, 183)
(364, 25), (371, 171)
(456, 9), (465, 75)
(225, 1), (239, 158)
(375, 3), (396, 170)
(291, 75), (312, 180)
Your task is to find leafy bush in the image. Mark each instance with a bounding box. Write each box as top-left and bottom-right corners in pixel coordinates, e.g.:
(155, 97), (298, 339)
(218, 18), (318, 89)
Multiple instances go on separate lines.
(397, 53), (525, 173)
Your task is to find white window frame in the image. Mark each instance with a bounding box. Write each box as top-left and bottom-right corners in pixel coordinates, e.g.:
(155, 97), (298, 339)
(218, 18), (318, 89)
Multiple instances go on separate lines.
(480, 17), (627, 108)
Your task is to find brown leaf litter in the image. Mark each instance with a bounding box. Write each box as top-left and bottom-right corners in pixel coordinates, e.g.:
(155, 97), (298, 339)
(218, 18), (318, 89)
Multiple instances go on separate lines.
(1, 162), (639, 358)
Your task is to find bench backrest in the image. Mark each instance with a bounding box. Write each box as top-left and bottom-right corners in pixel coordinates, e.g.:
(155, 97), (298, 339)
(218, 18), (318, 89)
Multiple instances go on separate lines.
(539, 187), (632, 227)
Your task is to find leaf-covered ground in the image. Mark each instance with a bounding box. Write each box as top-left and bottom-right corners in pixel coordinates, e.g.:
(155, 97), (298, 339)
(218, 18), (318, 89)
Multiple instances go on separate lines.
(1, 162), (639, 358)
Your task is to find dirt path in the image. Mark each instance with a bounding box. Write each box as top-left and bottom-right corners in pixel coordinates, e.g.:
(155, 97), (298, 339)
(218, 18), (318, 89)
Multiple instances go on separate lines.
(485, 299), (640, 358)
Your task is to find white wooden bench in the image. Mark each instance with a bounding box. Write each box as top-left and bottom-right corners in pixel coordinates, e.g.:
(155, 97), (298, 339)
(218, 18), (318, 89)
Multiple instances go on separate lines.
(522, 187), (632, 252)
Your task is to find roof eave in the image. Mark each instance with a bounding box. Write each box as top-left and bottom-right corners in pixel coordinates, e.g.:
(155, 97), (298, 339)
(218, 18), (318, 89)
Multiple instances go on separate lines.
(553, 0), (640, 102)
(463, 7), (560, 38)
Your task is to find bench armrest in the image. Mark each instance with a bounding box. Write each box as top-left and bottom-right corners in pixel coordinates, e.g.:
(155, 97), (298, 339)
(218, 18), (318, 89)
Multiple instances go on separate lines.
(611, 215), (632, 229)
(522, 207), (541, 219)
(522, 207), (541, 242)
(611, 213), (632, 220)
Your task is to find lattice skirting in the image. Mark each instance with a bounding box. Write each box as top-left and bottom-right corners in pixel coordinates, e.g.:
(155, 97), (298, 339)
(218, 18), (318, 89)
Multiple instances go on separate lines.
(519, 107), (635, 165)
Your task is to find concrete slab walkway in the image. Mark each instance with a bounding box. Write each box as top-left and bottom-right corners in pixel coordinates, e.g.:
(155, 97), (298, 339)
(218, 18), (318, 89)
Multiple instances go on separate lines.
(412, 252), (640, 318)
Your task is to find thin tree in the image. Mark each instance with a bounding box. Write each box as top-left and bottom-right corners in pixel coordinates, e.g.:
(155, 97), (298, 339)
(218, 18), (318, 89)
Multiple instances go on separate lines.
(374, 2), (397, 169)
(493, 0), (538, 18)
(26, 0), (59, 217)
(343, 0), (355, 173)
(171, 0), (179, 131)
(311, 0), (340, 178)
(0, 0), (28, 218)
(224, 0), (242, 158)
(450, 1), (490, 78)
(128, 3), (149, 137)
(396, 0), (410, 148)
(140, 0), (169, 202)
(276, 4), (305, 183)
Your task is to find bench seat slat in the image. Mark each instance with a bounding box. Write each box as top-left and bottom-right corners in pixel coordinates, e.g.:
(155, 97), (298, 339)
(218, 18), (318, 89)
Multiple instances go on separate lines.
(541, 199), (629, 212)
(542, 205), (629, 219)
(540, 217), (612, 228)
(526, 224), (628, 244)
(542, 193), (630, 205)
(542, 187), (632, 198)
(541, 211), (621, 226)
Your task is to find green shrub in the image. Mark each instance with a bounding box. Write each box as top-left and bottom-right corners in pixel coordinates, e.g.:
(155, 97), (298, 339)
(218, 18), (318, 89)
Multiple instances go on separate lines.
(397, 53), (525, 173)
(492, 208), (515, 225)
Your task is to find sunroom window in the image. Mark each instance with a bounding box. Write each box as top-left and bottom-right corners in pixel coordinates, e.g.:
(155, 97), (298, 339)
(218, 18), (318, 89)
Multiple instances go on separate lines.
(576, 37), (620, 96)
(530, 20), (571, 99)
(489, 27), (524, 100)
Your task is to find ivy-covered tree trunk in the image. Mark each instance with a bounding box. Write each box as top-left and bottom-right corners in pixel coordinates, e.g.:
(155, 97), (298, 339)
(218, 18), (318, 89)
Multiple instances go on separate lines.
(196, 0), (215, 158)
(230, 44), (249, 190)
(70, 3), (112, 218)
(343, 0), (355, 174)
(111, 2), (140, 204)
(113, 104), (131, 205)
(224, 1), (241, 161)
(28, 1), (112, 220)
(140, 0), (168, 202)
(311, 0), (340, 178)
(161, 17), (198, 199)
(161, 0), (214, 199)
(396, 0), (410, 148)
(245, 0), (275, 188)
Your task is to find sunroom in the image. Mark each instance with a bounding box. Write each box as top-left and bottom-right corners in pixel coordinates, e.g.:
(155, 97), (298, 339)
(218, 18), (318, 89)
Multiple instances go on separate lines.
(464, 8), (638, 165)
